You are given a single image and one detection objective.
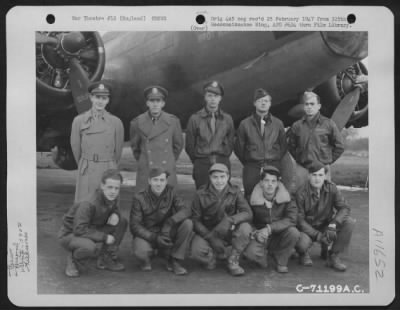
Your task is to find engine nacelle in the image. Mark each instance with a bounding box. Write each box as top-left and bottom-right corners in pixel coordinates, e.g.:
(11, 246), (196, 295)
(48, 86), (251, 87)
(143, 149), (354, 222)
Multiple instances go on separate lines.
(36, 31), (106, 170)
(36, 31), (105, 99)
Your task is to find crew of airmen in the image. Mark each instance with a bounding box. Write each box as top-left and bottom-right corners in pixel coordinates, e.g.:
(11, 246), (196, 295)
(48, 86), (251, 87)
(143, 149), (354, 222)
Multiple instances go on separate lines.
(60, 80), (352, 278)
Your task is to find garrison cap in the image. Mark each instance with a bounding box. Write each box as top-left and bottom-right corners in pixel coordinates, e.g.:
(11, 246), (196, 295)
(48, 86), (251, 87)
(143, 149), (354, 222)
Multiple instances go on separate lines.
(209, 163), (229, 175)
(261, 165), (281, 178)
(144, 86), (168, 100)
(148, 167), (169, 179)
(254, 88), (271, 102)
(307, 161), (326, 174)
(88, 80), (112, 95)
(204, 80), (224, 96)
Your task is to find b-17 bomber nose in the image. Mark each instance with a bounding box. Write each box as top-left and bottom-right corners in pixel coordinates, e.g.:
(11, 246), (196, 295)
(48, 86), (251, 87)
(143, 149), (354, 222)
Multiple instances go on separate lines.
(321, 31), (368, 59)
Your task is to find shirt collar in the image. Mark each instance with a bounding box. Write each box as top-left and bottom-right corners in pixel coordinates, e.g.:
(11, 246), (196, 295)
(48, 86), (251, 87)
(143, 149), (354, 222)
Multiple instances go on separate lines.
(148, 111), (162, 122)
(308, 180), (329, 197)
(83, 109), (110, 122)
(207, 182), (235, 196)
(91, 188), (118, 208)
(302, 112), (321, 124)
(253, 112), (271, 123)
(200, 108), (223, 119)
(146, 184), (170, 203)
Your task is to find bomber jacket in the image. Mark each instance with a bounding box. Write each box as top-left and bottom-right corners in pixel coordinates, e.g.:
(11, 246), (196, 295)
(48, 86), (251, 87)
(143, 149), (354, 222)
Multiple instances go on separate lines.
(191, 183), (253, 238)
(234, 113), (287, 165)
(287, 113), (344, 167)
(129, 185), (191, 242)
(249, 182), (297, 233)
(296, 180), (351, 240)
(59, 189), (121, 241)
(185, 108), (235, 161)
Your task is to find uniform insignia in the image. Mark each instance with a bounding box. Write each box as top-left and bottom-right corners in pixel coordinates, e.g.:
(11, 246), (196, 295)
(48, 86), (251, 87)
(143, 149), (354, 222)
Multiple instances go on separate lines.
(152, 87), (158, 94)
(211, 81), (218, 87)
(99, 84), (105, 90)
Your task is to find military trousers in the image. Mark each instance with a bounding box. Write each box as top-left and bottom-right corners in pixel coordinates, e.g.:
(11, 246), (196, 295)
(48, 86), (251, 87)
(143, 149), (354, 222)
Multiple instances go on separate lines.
(132, 219), (193, 262)
(59, 217), (128, 260)
(193, 156), (230, 189)
(244, 226), (300, 266)
(242, 161), (281, 200)
(296, 217), (355, 255)
(190, 222), (252, 264)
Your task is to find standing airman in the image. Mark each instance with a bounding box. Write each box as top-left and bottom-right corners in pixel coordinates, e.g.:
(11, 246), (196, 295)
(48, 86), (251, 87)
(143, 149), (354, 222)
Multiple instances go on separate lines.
(234, 88), (288, 200)
(70, 81), (124, 202)
(185, 81), (235, 189)
(130, 86), (184, 192)
(287, 91), (344, 187)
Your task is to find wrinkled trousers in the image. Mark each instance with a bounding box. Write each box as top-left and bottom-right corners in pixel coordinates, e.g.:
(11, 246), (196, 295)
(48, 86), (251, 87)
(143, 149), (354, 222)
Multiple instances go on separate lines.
(244, 226), (300, 266)
(190, 222), (252, 264)
(59, 217), (127, 260)
(132, 219), (194, 262)
(296, 217), (355, 254)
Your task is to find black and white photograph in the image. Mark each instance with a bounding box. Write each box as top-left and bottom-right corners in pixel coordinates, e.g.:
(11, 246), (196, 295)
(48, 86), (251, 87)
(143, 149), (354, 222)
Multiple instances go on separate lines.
(7, 6), (395, 307)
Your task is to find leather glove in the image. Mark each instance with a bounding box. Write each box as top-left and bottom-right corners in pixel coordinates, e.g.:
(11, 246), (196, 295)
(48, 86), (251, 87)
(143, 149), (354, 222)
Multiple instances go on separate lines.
(316, 232), (330, 246)
(156, 234), (173, 249)
(255, 225), (271, 244)
(161, 218), (174, 238)
(208, 236), (226, 255)
(106, 213), (119, 226)
(324, 224), (337, 243)
(213, 215), (234, 239)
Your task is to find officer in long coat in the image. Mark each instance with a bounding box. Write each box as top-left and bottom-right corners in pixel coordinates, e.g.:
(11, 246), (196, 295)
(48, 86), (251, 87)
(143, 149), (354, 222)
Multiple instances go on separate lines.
(71, 81), (124, 202)
(130, 86), (184, 192)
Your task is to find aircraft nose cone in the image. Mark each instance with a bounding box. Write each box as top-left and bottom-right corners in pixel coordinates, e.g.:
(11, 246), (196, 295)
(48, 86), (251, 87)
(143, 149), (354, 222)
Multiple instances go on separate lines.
(62, 32), (86, 54)
(321, 31), (368, 59)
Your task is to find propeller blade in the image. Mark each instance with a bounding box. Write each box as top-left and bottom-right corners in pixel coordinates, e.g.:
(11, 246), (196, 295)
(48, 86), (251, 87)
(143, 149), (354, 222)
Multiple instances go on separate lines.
(279, 151), (297, 194)
(331, 87), (361, 131)
(79, 48), (98, 61)
(36, 32), (58, 45)
(69, 58), (92, 114)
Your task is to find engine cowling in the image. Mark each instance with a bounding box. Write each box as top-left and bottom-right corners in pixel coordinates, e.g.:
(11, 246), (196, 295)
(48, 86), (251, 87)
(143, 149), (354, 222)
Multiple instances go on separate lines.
(36, 31), (106, 170)
(36, 31), (105, 98)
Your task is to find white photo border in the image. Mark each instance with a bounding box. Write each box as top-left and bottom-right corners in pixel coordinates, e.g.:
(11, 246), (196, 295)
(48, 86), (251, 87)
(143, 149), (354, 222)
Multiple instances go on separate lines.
(6, 5), (395, 307)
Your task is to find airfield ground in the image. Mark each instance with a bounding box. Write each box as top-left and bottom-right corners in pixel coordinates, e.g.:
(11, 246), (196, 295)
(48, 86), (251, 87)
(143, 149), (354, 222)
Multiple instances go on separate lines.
(37, 148), (369, 294)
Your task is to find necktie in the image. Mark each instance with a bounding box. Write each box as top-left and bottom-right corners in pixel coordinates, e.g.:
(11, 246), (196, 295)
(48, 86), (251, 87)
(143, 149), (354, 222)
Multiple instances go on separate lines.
(261, 119), (266, 136)
(210, 113), (216, 134)
(312, 190), (320, 202)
